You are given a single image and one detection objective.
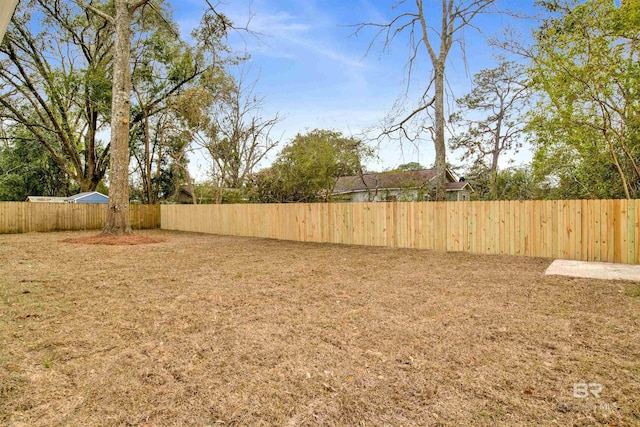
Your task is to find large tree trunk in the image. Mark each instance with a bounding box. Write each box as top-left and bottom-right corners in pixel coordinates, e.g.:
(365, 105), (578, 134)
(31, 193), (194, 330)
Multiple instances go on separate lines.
(490, 112), (503, 200)
(433, 61), (447, 201)
(143, 108), (154, 204)
(79, 178), (99, 193)
(103, 0), (132, 235)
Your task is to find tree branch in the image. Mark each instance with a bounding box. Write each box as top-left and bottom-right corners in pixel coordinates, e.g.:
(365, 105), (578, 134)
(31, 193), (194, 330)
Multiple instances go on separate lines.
(72, 0), (114, 23)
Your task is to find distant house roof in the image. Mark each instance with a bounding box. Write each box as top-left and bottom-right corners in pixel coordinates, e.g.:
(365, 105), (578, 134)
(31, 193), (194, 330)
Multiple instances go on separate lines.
(333, 169), (471, 194)
(26, 196), (67, 203)
(446, 181), (472, 191)
(65, 191), (109, 204)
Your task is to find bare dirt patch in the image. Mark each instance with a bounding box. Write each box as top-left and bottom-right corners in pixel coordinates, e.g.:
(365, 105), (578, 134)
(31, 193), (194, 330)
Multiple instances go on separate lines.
(1, 230), (639, 426)
(63, 234), (167, 245)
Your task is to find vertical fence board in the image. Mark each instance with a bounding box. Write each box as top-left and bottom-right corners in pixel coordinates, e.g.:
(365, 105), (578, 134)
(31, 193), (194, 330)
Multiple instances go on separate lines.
(469, 202), (477, 253)
(583, 200), (590, 261)
(569, 200), (578, 260)
(621, 199), (628, 264)
(627, 200), (635, 264)
(616, 200), (625, 264)
(636, 200), (640, 264)
(606, 200), (615, 262)
(512, 201), (520, 255)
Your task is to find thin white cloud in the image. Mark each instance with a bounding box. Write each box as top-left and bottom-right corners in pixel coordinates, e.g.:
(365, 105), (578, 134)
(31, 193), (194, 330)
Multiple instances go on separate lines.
(248, 11), (312, 35)
(225, 3), (371, 73)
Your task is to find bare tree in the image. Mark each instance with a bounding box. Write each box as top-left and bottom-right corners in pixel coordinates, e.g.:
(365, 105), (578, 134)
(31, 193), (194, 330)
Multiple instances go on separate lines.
(172, 72), (281, 203)
(203, 74), (281, 192)
(354, 0), (496, 200)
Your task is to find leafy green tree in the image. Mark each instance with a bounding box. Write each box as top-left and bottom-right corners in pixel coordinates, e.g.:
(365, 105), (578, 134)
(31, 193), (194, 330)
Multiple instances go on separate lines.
(0, 0), (113, 192)
(252, 129), (372, 203)
(527, 0), (640, 199)
(128, 5), (233, 204)
(450, 60), (529, 199)
(0, 127), (74, 201)
(464, 163), (538, 200)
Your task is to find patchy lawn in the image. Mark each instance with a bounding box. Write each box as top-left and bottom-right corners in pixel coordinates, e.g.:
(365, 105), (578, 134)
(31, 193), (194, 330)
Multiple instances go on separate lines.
(1, 230), (639, 426)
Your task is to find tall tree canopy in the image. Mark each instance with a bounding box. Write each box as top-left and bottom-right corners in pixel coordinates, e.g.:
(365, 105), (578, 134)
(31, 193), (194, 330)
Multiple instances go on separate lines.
(127, 2), (233, 204)
(0, 0), (113, 192)
(527, 0), (640, 199)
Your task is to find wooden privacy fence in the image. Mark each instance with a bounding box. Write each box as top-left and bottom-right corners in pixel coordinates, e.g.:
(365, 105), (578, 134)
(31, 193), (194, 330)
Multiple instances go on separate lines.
(0, 203), (160, 233)
(162, 200), (640, 264)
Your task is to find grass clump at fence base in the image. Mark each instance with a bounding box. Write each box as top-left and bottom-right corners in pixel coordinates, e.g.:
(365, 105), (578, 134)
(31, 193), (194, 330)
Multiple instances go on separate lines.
(1, 230), (639, 426)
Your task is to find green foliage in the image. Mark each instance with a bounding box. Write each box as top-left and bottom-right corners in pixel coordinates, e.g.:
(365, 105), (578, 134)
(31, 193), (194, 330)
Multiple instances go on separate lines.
(0, 130), (74, 201)
(0, 0), (112, 191)
(128, 3), (235, 204)
(395, 162), (425, 171)
(527, 0), (640, 199)
(0, 0), (236, 204)
(251, 129), (373, 203)
(493, 167), (537, 200)
(465, 163), (541, 201)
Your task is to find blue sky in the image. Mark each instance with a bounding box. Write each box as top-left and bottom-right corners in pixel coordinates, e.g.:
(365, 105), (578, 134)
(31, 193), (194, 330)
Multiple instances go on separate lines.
(168, 0), (539, 180)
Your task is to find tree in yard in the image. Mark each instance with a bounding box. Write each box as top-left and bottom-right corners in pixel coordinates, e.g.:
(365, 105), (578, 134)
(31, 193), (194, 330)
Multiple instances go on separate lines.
(128, 5), (233, 204)
(77, 0), (214, 232)
(354, 0), (496, 200)
(159, 96), (203, 205)
(0, 0), (113, 192)
(73, 0), (153, 234)
(449, 60), (530, 199)
(171, 71), (281, 203)
(524, 0), (640, 199)
(0, 125), (73, 201)
(252, 129), (373, 203)
(0, 0), (221, 208)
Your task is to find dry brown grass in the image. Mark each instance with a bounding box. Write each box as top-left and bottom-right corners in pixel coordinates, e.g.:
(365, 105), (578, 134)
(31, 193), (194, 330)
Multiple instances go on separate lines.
(1, 230), (639, 426)
(62, 234), (167, 245)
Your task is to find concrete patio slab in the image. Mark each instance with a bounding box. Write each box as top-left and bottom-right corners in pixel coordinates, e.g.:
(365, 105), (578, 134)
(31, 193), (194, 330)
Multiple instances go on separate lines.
(545, 259), (640, 282)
